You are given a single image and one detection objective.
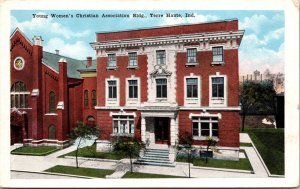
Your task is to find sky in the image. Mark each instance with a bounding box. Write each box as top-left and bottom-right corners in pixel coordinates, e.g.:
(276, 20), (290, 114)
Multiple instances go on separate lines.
(11, 10), (284, 75)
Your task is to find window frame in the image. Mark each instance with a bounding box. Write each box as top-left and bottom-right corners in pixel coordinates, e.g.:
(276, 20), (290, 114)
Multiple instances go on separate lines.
(128, 79), (138, 99)
(91, 90), (97, 107)
(187, 48), (197, 64)
(84, 90), (89, 108)
(156, 50), (166, 65)
(192, 116), (219, 139)
(209, 75), (227, 107)
(156, 78), (167, 98)
(49, 91), (56, 113)
(212, 46), (224, 62)
(128, 52), (138, 67)
(105, 78), (119, 106)
(107, 53), (117, 68)
(112, 115), (135, 135)
(108, 80), (117, 99)
(186, 78), (198, 98)
(10, 81), (30, 108)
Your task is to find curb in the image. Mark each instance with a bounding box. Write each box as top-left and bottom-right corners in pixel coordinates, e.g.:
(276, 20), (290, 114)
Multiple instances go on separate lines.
(11, 170), (95, 179)
(176, 162), (253, 174)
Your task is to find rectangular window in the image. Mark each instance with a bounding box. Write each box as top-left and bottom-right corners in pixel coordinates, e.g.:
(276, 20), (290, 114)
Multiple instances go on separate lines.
(108, 80), (117, 99)
(156, 79), (167, 98)
(156, 50), (166, 65)
(187, 48), (197, 63)
(212, 77), (224, 98)
(112, 116), (135, 134)
(108, 54), (116, 67)
(212, 46), (223, 62)
(186, 78), (198, 98)
(128, 80), (138, 98)
(128, 52), (138, 67)
(192, 116), (219, 138)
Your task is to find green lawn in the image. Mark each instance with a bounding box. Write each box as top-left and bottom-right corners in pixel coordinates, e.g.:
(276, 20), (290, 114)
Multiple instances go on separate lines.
(122, 172), (185, 178)
(44, 165), (114, 178)
(244, 128), (284, 175)
(11, 146), (59, 156)
(176, 151), (253, 171)
(240, 142), (253, 147)
(61, 144), (124, 160)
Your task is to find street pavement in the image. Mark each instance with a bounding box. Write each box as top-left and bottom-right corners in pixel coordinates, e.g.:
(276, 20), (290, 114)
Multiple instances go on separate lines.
(10, 133), (269, 179)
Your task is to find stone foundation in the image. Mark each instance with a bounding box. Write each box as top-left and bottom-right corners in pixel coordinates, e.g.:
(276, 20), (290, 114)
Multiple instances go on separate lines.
(96, 140), (112, 152)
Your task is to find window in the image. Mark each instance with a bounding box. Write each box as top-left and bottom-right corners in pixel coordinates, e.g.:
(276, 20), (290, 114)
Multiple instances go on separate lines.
(84, 90), (89, 108)
(10, 81), (29, 108)
(108, 80), (117, 99)
(186, 78), (198, 98)
(156, 79), (167, 98)
(108, 54), (116, 67)
(91, 90), (96, 106)
(212, 77), (224, 98)
(156, 50), (166, 65)
(187, 48), (197, 63)
(192, 116), (219, 138)
(112, 115), (134, 134)
(128, 52), (138, 67)
(48, 125), (56, 140)
(49, 91), (56, 113)
(212, 46), (223, 62)
(128, 80), (138, 98)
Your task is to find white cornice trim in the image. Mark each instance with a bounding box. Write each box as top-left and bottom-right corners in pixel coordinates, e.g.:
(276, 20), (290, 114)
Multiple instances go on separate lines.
(95, 106), (138, 110)
(179, 106), (241, 111)
(91, 30), (244, 50)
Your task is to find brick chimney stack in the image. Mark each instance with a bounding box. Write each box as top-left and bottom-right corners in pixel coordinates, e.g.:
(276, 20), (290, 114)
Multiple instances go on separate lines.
(86, 57), (92, 68)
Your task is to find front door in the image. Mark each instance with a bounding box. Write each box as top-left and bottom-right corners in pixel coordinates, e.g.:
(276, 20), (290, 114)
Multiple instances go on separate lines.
(154, 117), (170, 144)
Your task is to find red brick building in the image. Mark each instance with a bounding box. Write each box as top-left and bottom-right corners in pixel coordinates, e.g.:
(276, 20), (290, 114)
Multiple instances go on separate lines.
(10, 19), (244, 160)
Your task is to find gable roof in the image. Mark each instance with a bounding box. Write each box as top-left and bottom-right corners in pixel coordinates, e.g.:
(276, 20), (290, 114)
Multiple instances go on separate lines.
(42, 51), (96, 79)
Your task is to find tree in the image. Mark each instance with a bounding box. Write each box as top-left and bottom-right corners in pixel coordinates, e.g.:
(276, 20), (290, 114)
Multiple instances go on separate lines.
(240, 80), (277, 131)
(70, 121), (100, 168)
(177, 132), (193, 178)
(112, 136), (145, 173)
(204, 137), (218, 164)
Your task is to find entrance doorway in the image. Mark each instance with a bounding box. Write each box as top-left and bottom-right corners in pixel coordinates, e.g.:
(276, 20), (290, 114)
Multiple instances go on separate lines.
(154, 117), (170, 144)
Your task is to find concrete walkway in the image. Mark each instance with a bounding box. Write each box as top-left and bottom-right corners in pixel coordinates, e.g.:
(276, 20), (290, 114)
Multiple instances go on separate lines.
(10, 134), (270, 179)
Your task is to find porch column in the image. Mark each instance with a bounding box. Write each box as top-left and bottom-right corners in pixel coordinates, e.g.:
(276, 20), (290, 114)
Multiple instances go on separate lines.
(170, 118), (176, 146)
(141, 116), (146, 143)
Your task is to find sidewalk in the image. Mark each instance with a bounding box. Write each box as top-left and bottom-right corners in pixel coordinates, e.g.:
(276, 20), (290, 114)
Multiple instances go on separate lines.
(10, 134), (269, 179)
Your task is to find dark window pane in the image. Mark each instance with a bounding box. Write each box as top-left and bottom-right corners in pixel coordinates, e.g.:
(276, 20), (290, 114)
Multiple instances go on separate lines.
(212, 84), (218, 97)
(201, 130), (209, 136)
(162, 85), (167, 98)
(156, 50), (166, 65)
(20, 94), (24, 108)
(218, 84), (224, 97)
(113, 87), (117, 98)
(193, 129), (199, 136)
(11, 95), (14, 108)
(25, 95), (28, 108)
(156, 85), (161, 98)
(15, 95), (19, 108)
(201, 122), (209, 130)
(134, 86), (138, 98)
(212, 130), (218, 137)
(212, 123), (218, 129)
(193, 85), (198, 97)
(187, 85), (192, 97)
(200, 117), (209, 121)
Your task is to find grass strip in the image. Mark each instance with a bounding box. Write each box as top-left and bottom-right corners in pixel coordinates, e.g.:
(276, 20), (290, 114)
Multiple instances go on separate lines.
(176, 154), (253, 171)
(245, 128), (284, 175)
(122, 172), (185, 178)
(60, 144), (124, 160)
(11, 146), (59, 156)
(44, 165), (114, 178)
(240, 142), (253, 147)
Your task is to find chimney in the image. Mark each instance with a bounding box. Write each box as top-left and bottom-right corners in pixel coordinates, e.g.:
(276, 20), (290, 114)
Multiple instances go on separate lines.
(55, 49), (59, 55)
(86, 57), (92, 68)
(33, 36), (43, 46)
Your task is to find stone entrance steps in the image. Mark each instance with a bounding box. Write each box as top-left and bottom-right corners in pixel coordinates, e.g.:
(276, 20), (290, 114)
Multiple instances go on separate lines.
(136, 148), (175, 167)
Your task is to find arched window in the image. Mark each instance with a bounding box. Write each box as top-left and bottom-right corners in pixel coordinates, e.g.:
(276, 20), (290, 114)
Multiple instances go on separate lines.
(91, 90), (96, 107)
(48, 125), (56, 140)
(84, 90), (89, 108)
(49, 91), (56, 113)
(11, 81), (29, 108)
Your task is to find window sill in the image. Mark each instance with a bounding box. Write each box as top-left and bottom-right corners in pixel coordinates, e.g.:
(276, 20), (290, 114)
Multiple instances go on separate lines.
(211, 62), (224, 66)
(185, 62), (199, 67)
(106, 66), (118, 70)
(44, 113), (58, 116)
(156, 98), (168, 102)
(111, 133), (134, 137)
(193, 136), (219, 141)
(127, 65), (138, 69)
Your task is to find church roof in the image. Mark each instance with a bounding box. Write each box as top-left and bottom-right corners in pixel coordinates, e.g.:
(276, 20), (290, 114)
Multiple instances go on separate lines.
(42, 51), (96, 79)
